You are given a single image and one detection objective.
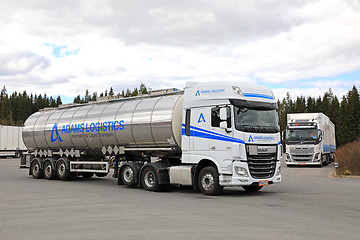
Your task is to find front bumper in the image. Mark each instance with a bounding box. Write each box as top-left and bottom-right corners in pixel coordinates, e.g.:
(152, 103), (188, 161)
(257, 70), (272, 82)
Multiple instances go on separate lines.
(219, 161), (282, 187)
(286, 162), (321, 166)
(285, 152), (321, 166)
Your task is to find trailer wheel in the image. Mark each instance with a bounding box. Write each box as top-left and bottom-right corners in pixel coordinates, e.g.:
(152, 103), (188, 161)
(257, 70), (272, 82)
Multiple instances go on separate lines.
(120, 165), (136, 187)
(82, 172), (94, 179)
(141, 167), (161, 192)
(198, 166), (223, 196)
(56, 160), (71, 180)
(242, 185), (263, 192)
(44, 161), (56, 180)
(95, 173), (108, 177)
(31, 160), (44, 179)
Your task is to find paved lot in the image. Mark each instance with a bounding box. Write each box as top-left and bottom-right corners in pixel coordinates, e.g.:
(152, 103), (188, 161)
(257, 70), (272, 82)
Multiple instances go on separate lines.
(1, 158), (359, 240)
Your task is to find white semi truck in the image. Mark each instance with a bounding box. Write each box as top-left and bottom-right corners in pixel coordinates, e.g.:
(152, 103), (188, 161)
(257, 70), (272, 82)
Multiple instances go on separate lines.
(284, 113), (336, 167)
(0, 125), (26, 158)
(21, 81), (282, 195)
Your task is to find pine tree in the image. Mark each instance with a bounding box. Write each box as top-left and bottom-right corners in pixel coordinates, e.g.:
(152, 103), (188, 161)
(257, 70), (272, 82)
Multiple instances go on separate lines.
(139, 83), (148, 94)
(109, 87), (114, 97)
(131, 88), (138, 97)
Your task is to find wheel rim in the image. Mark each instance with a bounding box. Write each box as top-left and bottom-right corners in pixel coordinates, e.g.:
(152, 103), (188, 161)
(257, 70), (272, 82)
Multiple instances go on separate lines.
(58, 163), (66, 176)
(144, 171), (155, 188)
(33, 163), (39, 176)
(45, 164), (52, 177)
(123, 166), (134, 183)
(201, 173), (214, 191)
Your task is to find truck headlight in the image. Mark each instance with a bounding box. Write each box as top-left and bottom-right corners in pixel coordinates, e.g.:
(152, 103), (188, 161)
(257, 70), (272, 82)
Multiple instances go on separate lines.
(314, 153), (320, 160)
(234, 166), (248, 177)
(286, 153), (291, 161)
(277, 166), (281, 176)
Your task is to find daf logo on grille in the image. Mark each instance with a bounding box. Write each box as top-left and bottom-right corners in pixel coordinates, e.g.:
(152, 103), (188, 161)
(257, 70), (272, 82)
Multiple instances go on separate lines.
(257, 146), (277, 154)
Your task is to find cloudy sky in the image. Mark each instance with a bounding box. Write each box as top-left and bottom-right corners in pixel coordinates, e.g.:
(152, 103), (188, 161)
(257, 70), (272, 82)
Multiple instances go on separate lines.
(0, 0), (359, 103)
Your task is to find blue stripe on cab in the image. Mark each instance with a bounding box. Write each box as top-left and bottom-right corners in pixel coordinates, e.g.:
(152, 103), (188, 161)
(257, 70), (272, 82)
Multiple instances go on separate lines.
(243, 93), (274, 100)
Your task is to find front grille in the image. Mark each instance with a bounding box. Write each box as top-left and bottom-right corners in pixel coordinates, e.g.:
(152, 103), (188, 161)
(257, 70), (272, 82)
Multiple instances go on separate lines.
(290, 147), (314, 162)
(246, 144), (277, 179)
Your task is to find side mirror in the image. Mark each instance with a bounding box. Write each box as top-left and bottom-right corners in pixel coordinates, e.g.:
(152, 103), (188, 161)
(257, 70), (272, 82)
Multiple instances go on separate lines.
(220, 108), (227, 121)
(318, 129), (323, 141)
(220, 121), (232, 132)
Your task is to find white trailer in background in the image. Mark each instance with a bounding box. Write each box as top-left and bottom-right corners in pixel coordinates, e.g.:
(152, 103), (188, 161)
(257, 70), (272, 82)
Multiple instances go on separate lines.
(285, 113), (336, 167)
(0, 125), (26, 157)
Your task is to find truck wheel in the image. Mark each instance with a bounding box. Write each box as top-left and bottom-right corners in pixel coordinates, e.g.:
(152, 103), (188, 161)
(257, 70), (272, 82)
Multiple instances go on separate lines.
(31, 160), (44, 179)
(82, 172), (94, 179)
(141, 167), (161, 191)
(198, 166), (223, 196)
(15, 151), (21, 158)
(56, 160), (71, 180)
(44, 161), (56, 180)
(95, 173), (108, 177)
(242, 185), (263, 192)
(121, 165), (136, 187)
(321, 155), (328, 166)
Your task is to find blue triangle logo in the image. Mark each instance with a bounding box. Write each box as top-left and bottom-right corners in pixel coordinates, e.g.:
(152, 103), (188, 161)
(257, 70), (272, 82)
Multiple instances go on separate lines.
(195, 90), (200, 96)
(51, 123), (63, 142)
(198, 113), (206, 123)
(248, 135), (254, 142)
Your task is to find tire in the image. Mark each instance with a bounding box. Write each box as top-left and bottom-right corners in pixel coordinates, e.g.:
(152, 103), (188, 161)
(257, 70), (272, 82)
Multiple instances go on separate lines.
(120, 165), (136, 187)
(141, 167), (161, 192)
(31, 160), (44, 179)
(198, 166), (223, 196)
(242, 185), (263, 192)
(43, 161), (56, 180)
(321, 155), (327, 166)
(319, 156), (324, 168)
(56, 160), (71, 180)
(95, 173), (108, 177)
(15, 151), (21, 158)
(82, 172), (94, 179)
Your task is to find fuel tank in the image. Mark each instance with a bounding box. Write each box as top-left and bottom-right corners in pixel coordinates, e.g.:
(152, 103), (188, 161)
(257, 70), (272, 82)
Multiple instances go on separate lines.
(23, 93), (183, 157)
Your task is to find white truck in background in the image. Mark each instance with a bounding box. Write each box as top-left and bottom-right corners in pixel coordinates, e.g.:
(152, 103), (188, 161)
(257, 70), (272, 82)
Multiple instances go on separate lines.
(284, 113), (336, 167)
(0, 125), (26, 158)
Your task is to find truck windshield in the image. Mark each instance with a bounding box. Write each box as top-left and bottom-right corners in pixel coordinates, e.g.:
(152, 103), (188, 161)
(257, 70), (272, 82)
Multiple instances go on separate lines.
(234, 106), (280, 133)
(285, 128), (318, 143)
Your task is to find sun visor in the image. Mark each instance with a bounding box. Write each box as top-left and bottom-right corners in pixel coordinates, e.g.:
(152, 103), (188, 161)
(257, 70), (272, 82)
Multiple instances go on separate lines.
(230, 99), (277, 110)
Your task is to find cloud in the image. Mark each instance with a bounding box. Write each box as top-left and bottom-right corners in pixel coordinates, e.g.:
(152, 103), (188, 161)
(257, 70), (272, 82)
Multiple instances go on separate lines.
(0, 0), (358, 102)
(0, 50), (50, 76)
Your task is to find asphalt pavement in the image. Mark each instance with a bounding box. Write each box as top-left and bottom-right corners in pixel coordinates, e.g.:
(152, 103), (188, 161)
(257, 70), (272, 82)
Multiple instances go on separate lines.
(0, 158), (359, 240)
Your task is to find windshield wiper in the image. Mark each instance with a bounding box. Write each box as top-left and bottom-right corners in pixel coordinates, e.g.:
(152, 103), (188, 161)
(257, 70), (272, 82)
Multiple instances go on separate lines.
(238, 124), (256, 132)
(263, 125), (280, 133)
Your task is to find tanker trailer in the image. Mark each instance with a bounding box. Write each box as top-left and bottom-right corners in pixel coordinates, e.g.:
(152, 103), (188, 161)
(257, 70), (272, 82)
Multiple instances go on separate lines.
(22, 81), (282, 195)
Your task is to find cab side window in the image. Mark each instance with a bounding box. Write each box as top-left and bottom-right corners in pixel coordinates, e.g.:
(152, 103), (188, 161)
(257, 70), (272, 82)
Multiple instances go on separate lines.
(211, 106), (231, 128)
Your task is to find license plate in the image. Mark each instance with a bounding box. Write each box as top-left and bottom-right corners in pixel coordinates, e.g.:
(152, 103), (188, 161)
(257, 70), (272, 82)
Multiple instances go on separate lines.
(299, 162), (307, 165)
(258, 180), (268, 186)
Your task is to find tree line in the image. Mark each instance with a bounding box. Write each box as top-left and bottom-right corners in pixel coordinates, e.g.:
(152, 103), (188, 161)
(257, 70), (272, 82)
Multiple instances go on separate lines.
(0, 84), (149, 125)
(73, 83), (148, 103)
(1, 83), (359, 147)
(0, 86), (62, 126)
(278, 86), (360, 147)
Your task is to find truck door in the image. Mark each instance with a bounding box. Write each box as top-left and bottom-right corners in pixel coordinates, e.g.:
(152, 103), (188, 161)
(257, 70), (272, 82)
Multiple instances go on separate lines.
(181, 108), (211, 163)
(190, 108), (210, 153)
(209, 106), (233, 174)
